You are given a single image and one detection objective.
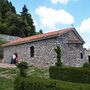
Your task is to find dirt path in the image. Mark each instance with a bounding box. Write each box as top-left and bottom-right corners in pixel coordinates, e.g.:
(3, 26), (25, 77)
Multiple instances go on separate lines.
(0, 63), (16, 68)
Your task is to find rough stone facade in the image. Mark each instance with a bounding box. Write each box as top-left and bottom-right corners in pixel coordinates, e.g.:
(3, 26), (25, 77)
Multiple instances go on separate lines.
(0, 34), (21, 41)
(85, 49), (90, 63)
(3, 28), (86, 67)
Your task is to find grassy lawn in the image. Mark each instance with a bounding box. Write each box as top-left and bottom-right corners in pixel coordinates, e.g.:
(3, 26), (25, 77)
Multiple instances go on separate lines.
(0, 66), (90, 90)
(0, 78), (13, 90)
(0, 66), (49, 90)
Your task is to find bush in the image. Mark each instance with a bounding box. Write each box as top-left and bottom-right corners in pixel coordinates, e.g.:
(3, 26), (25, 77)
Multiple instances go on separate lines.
(14, 76), (90, 90)
(55, 62), (62, 66)
(16, 61), (28, 77)
(49, 66), (90, 84)
(83, 62), (90, 69)
(54, 46), (62, 66)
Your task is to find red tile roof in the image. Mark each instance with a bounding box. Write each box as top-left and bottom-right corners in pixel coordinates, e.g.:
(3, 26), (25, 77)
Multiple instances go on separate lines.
(2, 28), (81, 47)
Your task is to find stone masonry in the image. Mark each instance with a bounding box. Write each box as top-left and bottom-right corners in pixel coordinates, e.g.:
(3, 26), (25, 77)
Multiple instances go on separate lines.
(3, 28), (87, 67)
(0, 34), (21, 41)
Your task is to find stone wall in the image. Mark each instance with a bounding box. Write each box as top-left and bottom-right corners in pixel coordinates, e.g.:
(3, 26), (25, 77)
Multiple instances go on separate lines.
(0, 34), (21, 41)
(3, 37), (58, 67)
(85, 49), (90, 62)
(3, 32), (86, 67)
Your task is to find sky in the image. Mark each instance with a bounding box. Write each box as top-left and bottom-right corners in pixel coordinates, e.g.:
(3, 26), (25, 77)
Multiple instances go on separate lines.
(8, 0), (90, 48)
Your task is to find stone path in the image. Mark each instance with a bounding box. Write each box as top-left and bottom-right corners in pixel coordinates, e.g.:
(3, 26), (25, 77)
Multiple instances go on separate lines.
(0, 63), (16, 68)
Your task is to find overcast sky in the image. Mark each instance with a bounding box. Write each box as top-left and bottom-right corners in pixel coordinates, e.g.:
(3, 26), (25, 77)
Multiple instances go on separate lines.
(9, 0), (90, 48)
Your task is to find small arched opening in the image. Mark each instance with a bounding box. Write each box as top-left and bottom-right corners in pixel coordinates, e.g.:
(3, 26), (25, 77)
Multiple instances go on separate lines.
(30, 46), (34, 57)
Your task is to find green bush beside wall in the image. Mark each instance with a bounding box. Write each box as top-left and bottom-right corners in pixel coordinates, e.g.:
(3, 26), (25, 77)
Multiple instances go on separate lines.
(49, 66), (90, 84)
(83, 63), (90, 69)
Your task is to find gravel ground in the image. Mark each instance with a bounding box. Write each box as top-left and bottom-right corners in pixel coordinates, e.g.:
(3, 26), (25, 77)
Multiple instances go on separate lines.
(0, 63), (16, 68)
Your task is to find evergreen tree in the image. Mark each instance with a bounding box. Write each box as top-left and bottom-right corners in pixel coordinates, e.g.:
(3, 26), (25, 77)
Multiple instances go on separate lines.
(21, 5), (36, 37)
(0, 0), (16, 19)
(9, 1), (16, 13)
(5, 11), (25, 37)
(0, 1), (37, 37)
(39, 29), (43, 34)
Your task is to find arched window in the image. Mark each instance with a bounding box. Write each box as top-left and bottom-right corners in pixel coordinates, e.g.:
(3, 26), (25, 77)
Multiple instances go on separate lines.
(30, 46), (34, 57)
(88, 55), (90, 62)
(80, 53), (83, 59)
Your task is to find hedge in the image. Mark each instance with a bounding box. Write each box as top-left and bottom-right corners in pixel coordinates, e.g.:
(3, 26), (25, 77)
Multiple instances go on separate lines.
(83, 63), (90, 69)
(14, 76), (90, 90)
(49, 66), (90, 84)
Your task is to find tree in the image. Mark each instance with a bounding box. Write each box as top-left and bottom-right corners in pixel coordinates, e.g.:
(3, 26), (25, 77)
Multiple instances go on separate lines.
(0, 0), (16, 19)
(17, 61), (28, 77)
(8, 1), (16, 13)
(5, 11), (26, 37)
(0, 1), (37, 37)
(21, 5), (36, 37)
(39, 29), (43, 34)
(0, 0), (17, 35)
(54, 46), (62, 66)
(21, 5), (28, 15)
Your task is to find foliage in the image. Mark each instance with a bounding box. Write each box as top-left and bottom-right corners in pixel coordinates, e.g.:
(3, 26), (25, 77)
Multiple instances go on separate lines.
(39, 29), (43, 34)
(20, 4), (36, 37)
(0, 66), (90, 90)
(83, 62), (90, 69)
(49, 66), (90, 84)
(0, 0), (16, 19)
(14, 76), (90, 90)
(54, 46), (62, 66)
(16, 61), (28, 77)
(0, 0), (37, 37)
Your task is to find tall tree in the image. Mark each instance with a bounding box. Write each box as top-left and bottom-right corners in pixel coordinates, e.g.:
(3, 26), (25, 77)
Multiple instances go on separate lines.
(39, 29), (43, 34)
(0, 1), (37, 37)
(5, 11), (25, 37)
(8, 1), (16, 13)
(21, 5), (36, 37)
(0, 0), (16, 19)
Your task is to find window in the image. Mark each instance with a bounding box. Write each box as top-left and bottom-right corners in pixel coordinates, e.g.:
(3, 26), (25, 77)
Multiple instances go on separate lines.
(30, 46), (34, 57)
(80, 53), (83, 59)
(88, 56), (90, 62)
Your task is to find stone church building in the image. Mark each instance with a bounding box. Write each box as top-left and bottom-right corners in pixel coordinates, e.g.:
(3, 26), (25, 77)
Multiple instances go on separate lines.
(2, 28), (88, 67)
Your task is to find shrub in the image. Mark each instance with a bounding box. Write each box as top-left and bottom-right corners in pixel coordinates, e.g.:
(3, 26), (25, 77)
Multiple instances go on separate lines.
(83, 62), (90, 69)
(49, 66), (90, 84)
(54, 46), (62, 66)
(16, 61), (28, 77)
(14, 76), (90, 90)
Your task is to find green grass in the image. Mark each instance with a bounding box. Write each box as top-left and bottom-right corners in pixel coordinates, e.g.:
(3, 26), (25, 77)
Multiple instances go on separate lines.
(58, 80), (90, 90)
(0, 78), (13, 90)
(0, 66), (90, 90)
(0, 67), (19, 90)
(27, 66), (49, 78)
